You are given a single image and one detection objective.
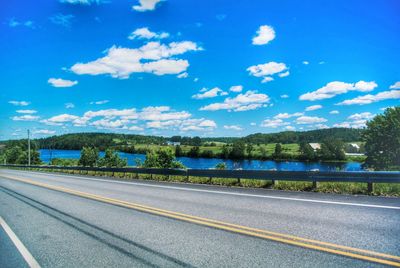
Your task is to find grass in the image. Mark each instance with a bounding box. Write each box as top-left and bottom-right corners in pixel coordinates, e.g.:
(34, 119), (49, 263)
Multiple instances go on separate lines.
(3, 167), (399, 196)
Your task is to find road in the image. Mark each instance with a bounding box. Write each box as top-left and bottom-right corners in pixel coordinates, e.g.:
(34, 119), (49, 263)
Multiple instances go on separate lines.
(0, 168), (399, 267)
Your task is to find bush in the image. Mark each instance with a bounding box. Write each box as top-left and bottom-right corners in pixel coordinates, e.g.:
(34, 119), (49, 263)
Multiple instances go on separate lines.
(215, 162), (227, 170)
(143, 148), (185, 169)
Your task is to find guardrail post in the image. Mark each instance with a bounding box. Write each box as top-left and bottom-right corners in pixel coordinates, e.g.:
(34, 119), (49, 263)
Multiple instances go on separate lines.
(368, 182), (374, 193)
(312, 180), (318, 190)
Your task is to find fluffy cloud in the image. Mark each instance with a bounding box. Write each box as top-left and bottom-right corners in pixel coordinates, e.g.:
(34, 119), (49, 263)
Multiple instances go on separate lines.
(305, 105), (322, 111)
(40, 106), (215, 133)
(252, 25), (275, 45)
(71, 41), (202, 79)
(285, 125), (295, 131)
(229, 85), (243, 92)
(200, 90), (270, 112)
(302, 61), (309, 65)
(177, 72), (188, 78)
(299, 81), (377, 101)
(90, 100), (109, 105)
(33, 129), (56, 135)
(280, 94), (289, 98)
(295, 116), (327, 124)
(16, 110), (37, 114)
(12, 115), (40, 121)
(65, 103), (75, 109)
(333, 112), (374, 128)
(336, 90), (400, 105)
(224, 125), (243, 131)
(9, 101), (30, 106)
(274, 112), (303, 119)
(261, 119), (289, 128)
(128, 27), (169, 40)
(133, 0), (164, 12)
(389, 81), (400, 89)
(192, 87), (227, 99)
(247, 61), (288, 83)
(48, 78), (78, 87)
(329, 110), (339, 114)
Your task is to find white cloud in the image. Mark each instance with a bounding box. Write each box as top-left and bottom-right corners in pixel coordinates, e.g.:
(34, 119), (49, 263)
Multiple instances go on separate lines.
(9, 101), (30, 106)
(12, 115), (40, 121)
(250, 122), (256, 126)
(305, 104), (322, 111)
(16, 110), (37, 114)
(224, 125), (243, 131)
(71, 41), (202, 79)
(261, 119), (289, 128)
(389, 81), (400, 89)
(336, 90), (400, 105)
(296, 116), (327, 124)
(45, 114), (80, 124)
(177, 72), (188, 78)
(200, 90), (270, 112)
(192, 87), (227, 99)
(285, 125), (295, 131)
(247, 61), (289, 83)
(128, 27), (169, 40)
(133, 0), (164, 12)
(329, 110), (339, 114)
(49, 13), (74, 28)
(90, 100), (109, 105)
(299, 81), (378, 101)
(65, 103), (75, 109)
(278, 71), (290, 78)
(128, 126), (144, 131)
(252, 25), (275, 45)
(60, 0), (105, 5)
(333, 112), (374, 129)
(229, 85), (243, 92)
(33, 129), (56, 135)
(274, 112), (303, 119)
(302, 61), (309, 65)
(48, 78), (78, 87)
(280, 94), (289, 98)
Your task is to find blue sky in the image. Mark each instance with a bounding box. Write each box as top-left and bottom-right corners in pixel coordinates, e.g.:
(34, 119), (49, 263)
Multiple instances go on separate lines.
(1, 0), (399, 140)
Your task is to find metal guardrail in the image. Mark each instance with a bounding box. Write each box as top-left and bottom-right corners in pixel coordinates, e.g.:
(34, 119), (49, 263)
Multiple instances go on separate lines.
(1, 164), (400, 192)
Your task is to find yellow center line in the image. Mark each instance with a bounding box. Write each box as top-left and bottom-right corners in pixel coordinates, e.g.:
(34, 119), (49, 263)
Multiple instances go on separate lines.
(2, 174), (400, 267)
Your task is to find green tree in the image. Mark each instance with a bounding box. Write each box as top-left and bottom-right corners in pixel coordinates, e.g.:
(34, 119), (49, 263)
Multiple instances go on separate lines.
(230, 140), (246, 159)
(273, 143), (282, 158)
(175, 145), (183, 157)
(318, 139), (345, 161)
(98, 149), (127, 168)
(143, 148), (185, 169)
(187, 146), (200, 157)
(259, 145), (268, 159)
(215, 162), (227, 170)
(363, 107), (400, 170)
(246, 143), (254, 158)
(78, 147), (99, 167)
(221, 145), (231, 159)
(300, 142), (315, 160)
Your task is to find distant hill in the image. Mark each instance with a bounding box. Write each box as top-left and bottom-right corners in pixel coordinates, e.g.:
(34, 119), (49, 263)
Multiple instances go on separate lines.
(0, 128), (364, 150)
(241, 128), (364, 144)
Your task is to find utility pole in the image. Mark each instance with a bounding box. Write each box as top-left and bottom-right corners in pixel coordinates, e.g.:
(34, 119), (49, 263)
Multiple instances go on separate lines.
(28, 129), (31, 166)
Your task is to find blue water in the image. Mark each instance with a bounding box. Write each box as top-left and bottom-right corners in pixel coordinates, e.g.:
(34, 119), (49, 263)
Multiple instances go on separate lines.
(39, 149), (363, 171)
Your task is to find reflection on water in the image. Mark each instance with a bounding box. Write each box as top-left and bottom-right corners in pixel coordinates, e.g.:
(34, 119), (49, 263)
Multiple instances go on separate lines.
(39, 149), (363, 171)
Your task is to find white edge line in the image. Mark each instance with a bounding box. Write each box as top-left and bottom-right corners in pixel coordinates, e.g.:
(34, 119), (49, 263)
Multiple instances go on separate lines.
(0, 216), (41, 268)
(4, 170), (400, 210)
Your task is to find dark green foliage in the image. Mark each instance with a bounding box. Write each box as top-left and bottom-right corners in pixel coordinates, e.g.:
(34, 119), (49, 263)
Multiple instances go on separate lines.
(273, 143), (282, 158)
(2, 145), (41, 165)
(221, 145), (231, 159)
(299, 142), (316, 160)
(98, 149), (127, 168)
(174, 145), (183, 157)
(78, 147), (99, 167)
(229, 140), (246, 159)
(318, 139), (346, 161)
(242, 128), (363, 144)
(246, 143), (254, 158)
(363, 106), (400, 170)
(143, 148), (185, 169)
(200, 150), (214, 158)
(187, 146), (200, 157)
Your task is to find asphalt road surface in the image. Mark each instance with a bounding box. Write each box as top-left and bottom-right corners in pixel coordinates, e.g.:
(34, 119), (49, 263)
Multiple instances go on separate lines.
(1, 168), (399, 267)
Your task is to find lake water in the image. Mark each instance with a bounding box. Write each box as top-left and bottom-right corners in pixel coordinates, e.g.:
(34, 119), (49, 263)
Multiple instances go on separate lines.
(39, 149), (363, 171)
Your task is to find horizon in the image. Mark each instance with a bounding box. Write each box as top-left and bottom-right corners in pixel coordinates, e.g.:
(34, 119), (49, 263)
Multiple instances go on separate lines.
(1, 0), (399, 140)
